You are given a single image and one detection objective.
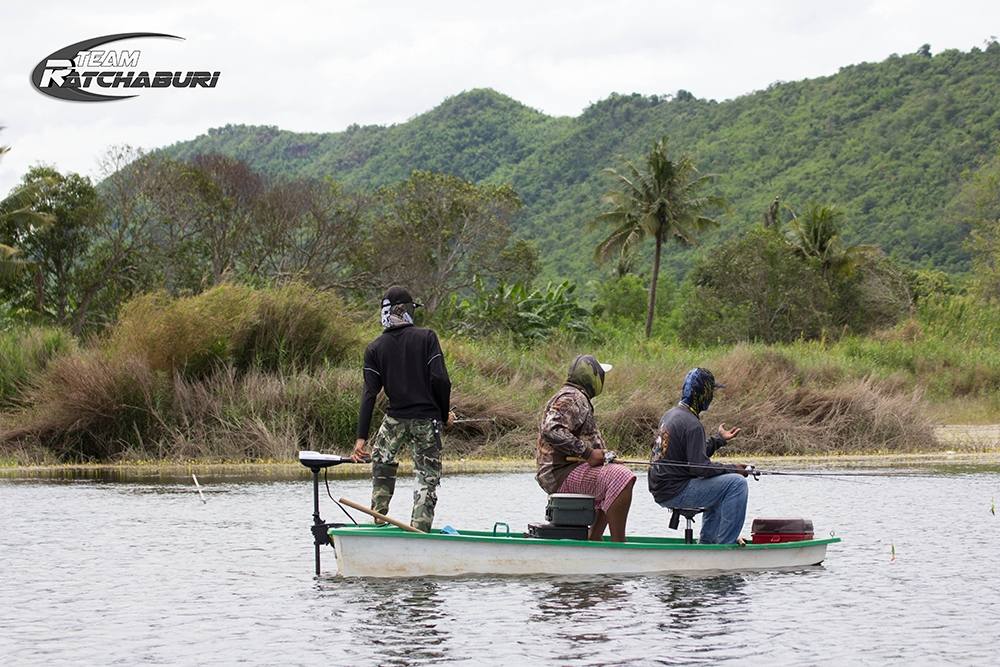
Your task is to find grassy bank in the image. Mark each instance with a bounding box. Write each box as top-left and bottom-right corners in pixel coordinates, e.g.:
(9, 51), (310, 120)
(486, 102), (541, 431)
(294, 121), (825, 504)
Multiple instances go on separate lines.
(4, 450), (1000, 483)
(1, 284), (998, 465)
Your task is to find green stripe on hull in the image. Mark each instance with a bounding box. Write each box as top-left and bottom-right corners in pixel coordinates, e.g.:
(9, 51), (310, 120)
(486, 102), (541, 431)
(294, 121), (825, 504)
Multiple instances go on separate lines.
(329, 525), (842, 550)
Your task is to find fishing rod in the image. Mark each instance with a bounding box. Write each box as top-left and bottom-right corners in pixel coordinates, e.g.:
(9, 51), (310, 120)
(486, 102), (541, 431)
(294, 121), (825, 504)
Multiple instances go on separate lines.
(568, 454), (912, 482)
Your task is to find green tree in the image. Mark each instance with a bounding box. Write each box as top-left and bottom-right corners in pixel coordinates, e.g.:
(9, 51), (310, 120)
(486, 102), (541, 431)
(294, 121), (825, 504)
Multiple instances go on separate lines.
(0, 167), (101, 326)
(949, 149), (1000, 301)
(594, 137), (722, 337)
(0, 129), (55, 283)
(367, 171), (532, 312)
(786, 202), (907, 331)
(679, 228), (836, 344)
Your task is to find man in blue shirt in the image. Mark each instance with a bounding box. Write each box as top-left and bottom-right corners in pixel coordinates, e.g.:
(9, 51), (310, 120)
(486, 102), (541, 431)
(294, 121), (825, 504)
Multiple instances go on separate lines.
(648, 368), (749, 544)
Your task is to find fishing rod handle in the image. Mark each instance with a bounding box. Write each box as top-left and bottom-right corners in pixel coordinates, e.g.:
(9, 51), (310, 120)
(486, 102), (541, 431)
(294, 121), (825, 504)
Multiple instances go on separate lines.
(565, 453), (615, 463)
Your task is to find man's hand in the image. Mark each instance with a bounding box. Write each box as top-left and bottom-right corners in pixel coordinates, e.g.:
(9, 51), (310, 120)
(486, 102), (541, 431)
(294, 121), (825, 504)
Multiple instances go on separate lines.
(351, 438), (369, 462)
(587, 448), (605, 467)
(718, 423), (742, 441)
(446, 411), (456, 427)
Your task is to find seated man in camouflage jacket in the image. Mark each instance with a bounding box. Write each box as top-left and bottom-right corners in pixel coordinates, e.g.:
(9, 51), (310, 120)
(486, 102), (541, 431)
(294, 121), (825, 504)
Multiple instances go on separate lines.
(536, 354), (636, 542)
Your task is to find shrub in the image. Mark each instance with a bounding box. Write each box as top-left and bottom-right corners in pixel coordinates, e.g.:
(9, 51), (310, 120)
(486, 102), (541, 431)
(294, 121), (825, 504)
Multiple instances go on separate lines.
(592, 274), (648, 321)
(232, 283), (360, 372)
(111, 285), (255, 377)
(0, 327), (76, 405)
(444, 278), (593, 341)
(4, 350), (167, 460)
(111, 282), (360, 377)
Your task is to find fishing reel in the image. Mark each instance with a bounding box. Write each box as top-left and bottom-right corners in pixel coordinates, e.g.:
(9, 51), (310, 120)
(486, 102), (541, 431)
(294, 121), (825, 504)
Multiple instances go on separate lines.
(745, 465), (761, 481)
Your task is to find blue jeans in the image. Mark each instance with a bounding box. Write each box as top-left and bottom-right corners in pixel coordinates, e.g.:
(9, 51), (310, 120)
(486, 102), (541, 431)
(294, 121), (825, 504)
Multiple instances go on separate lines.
(657, 473), (748, 544)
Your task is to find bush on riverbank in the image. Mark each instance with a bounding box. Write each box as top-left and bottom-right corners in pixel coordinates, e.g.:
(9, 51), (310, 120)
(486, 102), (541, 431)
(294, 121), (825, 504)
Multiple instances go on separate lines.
(0, 284), (363, 461)
(111, 283), (359, 377)
(0, 327), (76, 407)
(2, 284), (994, 465)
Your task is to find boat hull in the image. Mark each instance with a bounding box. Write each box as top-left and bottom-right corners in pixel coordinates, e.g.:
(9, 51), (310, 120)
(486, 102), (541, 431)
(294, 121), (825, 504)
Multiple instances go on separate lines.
(328, 526), (839, 578)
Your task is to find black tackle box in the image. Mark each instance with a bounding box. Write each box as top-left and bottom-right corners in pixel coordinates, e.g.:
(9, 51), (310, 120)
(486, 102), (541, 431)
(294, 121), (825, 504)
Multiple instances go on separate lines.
(527, 522), (588, 540)
(545, 493), (596, 527)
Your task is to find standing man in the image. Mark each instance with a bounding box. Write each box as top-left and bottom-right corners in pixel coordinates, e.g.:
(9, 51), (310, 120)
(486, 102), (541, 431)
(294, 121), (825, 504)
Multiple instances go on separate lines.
(352, 286), (453, 532)
(649, 368), (749, 544)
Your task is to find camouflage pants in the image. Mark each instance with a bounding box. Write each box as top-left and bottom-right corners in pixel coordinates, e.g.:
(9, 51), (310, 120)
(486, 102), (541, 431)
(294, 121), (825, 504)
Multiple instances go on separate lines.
(370, 416), (442, 532)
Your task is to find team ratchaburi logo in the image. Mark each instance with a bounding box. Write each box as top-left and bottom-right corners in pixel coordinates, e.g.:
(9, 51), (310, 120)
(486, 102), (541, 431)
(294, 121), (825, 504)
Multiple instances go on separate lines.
(31, 32), (220, 102)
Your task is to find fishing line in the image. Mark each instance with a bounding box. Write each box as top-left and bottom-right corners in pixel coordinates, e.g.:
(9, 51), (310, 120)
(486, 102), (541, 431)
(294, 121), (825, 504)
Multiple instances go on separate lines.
(325, 468), (359, 525)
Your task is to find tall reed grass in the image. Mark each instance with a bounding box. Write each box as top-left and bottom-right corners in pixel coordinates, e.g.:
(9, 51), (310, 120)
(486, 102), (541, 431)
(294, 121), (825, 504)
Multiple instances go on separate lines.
(1, 285), (991, 464)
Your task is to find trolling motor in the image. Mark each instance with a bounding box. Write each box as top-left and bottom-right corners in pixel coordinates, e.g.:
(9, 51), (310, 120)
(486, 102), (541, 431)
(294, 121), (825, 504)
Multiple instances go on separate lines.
(298, 450), (354, 576)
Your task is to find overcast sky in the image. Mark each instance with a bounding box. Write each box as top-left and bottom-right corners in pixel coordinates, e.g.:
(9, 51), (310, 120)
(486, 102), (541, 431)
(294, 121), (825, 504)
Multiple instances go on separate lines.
(2, 1), (999, 194)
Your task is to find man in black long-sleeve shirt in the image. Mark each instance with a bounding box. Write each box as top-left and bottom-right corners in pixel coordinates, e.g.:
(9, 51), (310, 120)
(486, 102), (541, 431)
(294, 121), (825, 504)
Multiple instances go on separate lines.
(351, 286), (453, 532)
(648, 368), (750, 544)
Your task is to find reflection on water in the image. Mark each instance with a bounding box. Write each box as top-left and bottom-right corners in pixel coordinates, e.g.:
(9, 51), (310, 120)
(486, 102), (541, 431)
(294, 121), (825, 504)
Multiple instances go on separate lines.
(533, 577), (632, 647)
(653, 573), (750, 630)
(2, 463), (1000, 664)
(321, 579), (453, 666)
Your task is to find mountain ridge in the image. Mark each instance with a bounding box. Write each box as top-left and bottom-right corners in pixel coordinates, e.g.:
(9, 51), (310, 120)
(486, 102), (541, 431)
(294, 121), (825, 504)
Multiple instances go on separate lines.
(164, 44), (1000, 281)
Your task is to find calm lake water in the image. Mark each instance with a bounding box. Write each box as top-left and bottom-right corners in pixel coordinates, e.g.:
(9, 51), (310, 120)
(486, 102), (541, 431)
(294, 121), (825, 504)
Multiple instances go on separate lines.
(2, 463), (999, 665)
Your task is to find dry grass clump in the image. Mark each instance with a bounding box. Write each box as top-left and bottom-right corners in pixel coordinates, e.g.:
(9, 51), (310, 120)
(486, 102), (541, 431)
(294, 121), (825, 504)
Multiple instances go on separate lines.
(600, 392), (662, 453)
(111, 282), (360, 377)
(3, 350), (165, 460)
(708, 346), (934, 454)
(1, 283), (364, 462)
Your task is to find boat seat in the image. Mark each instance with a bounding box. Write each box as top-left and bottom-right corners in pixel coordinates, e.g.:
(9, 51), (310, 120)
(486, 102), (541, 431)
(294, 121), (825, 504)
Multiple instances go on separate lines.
(667, 507), (706, 544)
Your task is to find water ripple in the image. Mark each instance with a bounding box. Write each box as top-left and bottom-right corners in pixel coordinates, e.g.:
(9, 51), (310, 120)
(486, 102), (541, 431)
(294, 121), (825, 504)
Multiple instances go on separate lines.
(2, 470), (999, 664)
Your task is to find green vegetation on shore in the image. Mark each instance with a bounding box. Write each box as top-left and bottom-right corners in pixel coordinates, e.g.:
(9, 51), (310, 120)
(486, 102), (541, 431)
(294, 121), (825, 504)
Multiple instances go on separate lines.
(3, 45), (1000, 465)
(1, 283), (997, 465)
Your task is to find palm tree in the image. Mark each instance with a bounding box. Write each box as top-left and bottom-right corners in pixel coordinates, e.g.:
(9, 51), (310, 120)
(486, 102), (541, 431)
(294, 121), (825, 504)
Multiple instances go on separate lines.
(594, 137), (723, 337)
(787, 204), (869, 278)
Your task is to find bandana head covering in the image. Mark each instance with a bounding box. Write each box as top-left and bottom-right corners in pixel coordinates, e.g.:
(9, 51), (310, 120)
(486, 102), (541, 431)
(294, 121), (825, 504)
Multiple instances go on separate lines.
(566, 354), (613, 398)
(380, 286), (420, 329)
(680, 367), (725, 414)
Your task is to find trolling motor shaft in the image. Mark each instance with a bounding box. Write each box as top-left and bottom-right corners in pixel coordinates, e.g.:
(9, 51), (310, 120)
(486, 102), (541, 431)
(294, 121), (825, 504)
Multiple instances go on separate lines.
(298, 451), (353, 576)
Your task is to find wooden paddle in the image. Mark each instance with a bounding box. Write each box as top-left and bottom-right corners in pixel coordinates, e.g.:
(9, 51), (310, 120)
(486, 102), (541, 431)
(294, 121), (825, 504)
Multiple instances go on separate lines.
(338, 497), (426, 534)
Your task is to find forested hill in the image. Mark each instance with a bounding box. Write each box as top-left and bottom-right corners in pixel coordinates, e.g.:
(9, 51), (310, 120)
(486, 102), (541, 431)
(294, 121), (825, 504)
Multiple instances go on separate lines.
(165, 44), (1000, 281)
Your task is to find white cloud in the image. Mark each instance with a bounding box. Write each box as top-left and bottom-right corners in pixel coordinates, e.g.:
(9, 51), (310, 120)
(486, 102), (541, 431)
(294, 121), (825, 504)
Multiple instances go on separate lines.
(2, 0), (999, 193)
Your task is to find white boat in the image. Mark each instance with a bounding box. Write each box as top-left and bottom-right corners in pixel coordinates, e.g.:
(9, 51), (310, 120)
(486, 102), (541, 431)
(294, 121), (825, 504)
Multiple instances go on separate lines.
(296, 450), (839, 578)
(327, 525), (840, 578)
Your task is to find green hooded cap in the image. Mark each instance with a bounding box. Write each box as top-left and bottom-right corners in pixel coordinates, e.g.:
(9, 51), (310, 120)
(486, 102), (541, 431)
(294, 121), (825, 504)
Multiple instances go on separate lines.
(566, 354), (613, 398)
